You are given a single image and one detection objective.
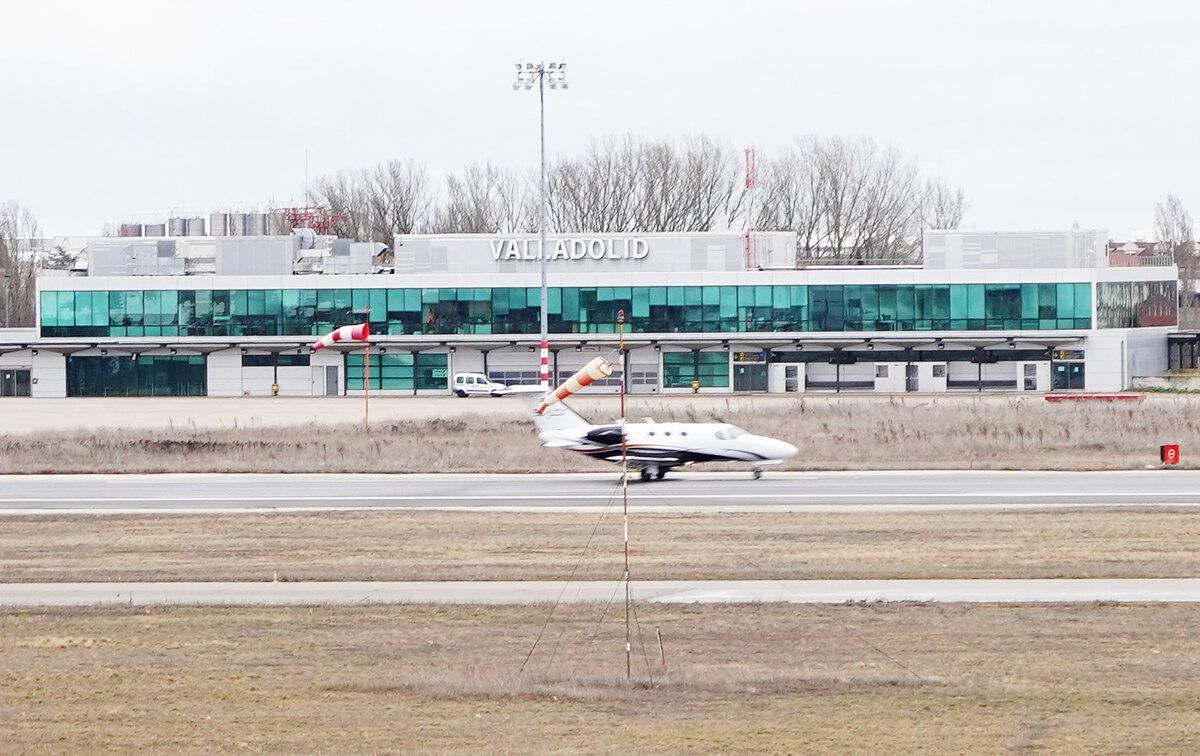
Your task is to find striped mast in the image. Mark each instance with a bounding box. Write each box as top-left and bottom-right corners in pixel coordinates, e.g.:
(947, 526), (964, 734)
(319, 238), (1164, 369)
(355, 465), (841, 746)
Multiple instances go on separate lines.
(618, 308), (631, 680)
(363, 306), (370, 431)
(311, 322), (370, 430)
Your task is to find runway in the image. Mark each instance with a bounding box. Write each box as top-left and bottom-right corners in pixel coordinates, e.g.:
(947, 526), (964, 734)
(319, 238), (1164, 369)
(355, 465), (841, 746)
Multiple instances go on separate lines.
(5, 578), (1200, 606)
(1, 470), (1199, 515)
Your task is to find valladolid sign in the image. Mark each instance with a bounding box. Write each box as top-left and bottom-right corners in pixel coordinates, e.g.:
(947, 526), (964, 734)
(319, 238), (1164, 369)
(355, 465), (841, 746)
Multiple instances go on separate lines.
(490, 237), (650, 262)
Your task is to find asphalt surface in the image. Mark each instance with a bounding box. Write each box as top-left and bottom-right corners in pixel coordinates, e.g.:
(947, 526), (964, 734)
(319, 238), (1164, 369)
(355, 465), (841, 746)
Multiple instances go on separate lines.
(1, 470), (1200, 515)
(5, 579), (1200, 606)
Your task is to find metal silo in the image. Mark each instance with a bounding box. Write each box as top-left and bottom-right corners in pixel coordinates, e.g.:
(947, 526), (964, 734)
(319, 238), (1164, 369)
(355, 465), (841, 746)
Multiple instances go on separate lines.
(168, 217), (188, 236)
(228, 212), (247, 236)
(143, 222), (166, 237)
(186, 217), (206, 236)
(209, 212), (229, 236)
(118, 223), (143, 237)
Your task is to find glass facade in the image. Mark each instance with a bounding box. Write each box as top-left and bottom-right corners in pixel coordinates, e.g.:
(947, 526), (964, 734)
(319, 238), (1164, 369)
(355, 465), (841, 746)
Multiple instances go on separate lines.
(40, 282), (1096, 338)
(66, 355), (207, 397)
(1096, 281), (1178, 328)
(663, 351), (730, 388)
(346, 353), (449, 391)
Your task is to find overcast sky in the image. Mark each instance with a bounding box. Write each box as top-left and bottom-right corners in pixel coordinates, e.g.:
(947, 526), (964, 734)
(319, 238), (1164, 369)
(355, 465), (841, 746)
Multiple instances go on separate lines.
(2, 0), (1196, 238)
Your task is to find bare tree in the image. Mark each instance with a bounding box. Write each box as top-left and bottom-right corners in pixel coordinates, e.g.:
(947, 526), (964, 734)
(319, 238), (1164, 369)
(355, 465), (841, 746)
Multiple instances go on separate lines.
(756, 139), (823, 254)
(921, 177), (967, 230)
(0, 201), (41, 327)
(1155, 194), (1195, 256)
(754, 136), (964, 264)
(309, 170), (368, 240)
(546, 135), (743, 233)
(365, 159), (434, 240)
(309, 159), (433, 242)
(432, 163), (531, 233)
(838, 141), (924, 262)
(1155, 194), (1197, 321)
(547, 136), (641, 232)
(305, 135), (965, 260)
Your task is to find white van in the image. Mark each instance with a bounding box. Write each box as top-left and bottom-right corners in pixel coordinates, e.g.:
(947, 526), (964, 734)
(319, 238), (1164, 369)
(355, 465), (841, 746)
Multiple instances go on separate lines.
(453, 372), (508, 397)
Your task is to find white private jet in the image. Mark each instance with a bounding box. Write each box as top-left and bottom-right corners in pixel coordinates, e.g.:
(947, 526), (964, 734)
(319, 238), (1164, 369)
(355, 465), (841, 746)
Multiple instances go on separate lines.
(521, 392), (799, 481)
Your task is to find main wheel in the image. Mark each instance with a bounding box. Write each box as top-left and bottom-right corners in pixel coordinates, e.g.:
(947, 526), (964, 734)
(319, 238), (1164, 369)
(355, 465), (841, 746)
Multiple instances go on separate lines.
(655, 469), (667, 480)
(752, 469), (763, 480)
(639, 468), (653, 482)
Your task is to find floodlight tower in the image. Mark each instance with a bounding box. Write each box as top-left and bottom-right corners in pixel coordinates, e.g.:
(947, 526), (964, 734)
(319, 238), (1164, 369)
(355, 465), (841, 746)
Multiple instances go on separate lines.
(514, 61), (568, 389)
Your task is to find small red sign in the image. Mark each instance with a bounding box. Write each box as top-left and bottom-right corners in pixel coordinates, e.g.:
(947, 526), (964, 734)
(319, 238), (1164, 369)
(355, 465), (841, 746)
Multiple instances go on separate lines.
(1161, 444), (1181, 465)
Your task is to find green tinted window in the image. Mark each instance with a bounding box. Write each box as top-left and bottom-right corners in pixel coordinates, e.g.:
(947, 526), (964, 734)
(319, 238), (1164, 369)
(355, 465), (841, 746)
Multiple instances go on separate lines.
(41, 291), (58, 326)
(67, 355), (206, 397)
(38, 282), (1100, 337)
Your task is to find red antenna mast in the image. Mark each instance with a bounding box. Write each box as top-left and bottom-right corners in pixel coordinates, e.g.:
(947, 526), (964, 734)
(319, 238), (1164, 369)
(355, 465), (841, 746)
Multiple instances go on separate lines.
(273, 206), (349, 235)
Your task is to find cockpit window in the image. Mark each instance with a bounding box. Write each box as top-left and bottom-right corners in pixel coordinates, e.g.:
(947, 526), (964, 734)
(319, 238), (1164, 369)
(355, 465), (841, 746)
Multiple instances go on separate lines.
(714, 426), (747, 440)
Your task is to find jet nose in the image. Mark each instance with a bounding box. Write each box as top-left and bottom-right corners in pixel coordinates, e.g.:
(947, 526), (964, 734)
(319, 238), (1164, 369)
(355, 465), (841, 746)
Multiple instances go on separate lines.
(775, 440), (800, 459)
(749, 435), (798, 460)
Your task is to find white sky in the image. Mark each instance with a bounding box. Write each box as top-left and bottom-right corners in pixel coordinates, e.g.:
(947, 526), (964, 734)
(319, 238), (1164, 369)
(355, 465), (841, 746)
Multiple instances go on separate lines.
(2, 0), (1197, 238)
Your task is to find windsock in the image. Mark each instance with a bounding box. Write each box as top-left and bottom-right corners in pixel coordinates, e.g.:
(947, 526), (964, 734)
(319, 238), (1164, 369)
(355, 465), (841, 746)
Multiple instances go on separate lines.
(536, 356), (613, 414)
(311, 323), (370, 350)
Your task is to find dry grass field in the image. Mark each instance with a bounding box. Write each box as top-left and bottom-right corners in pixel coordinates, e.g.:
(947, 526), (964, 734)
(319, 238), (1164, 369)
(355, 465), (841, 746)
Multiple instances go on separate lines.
(2, 602), (1199, 753)
(2, 509), (1199, 583)
(2, 395), (1199, 473)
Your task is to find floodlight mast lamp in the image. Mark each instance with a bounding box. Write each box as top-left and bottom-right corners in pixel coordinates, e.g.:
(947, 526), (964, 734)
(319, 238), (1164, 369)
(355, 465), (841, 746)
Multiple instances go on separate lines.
(514, 61), (567, 389)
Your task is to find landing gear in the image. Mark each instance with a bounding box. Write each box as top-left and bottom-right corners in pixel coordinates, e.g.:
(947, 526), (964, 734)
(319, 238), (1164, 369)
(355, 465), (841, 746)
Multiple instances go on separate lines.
(655, 469), (667, 480)
(752, 468), (763, 480)
(637, 467), (668, 482)
(639, 468), (653, 482)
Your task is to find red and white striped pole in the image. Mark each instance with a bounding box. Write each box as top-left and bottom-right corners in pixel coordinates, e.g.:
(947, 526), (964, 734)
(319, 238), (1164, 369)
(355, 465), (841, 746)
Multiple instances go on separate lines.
(311, 321), (370, 431)
(539, 339), (550, 390)
(618, 309), (631, 681)
(363, 308), (370, 432)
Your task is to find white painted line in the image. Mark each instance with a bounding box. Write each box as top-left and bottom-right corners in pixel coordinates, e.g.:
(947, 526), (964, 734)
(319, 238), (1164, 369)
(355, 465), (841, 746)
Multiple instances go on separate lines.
(1, 501), (1198, 516)
(1, 490), (1198, 504)
(5, 578), (1200, 606)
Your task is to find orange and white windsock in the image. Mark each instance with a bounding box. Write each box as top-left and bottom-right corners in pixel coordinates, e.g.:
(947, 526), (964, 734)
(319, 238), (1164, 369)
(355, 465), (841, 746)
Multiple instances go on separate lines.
(311, 323), (370, 350)
(536, 356), (613, 414)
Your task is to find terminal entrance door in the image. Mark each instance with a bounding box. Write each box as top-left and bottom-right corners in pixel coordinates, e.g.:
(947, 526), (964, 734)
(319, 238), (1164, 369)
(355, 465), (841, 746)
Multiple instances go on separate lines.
(733, 351), (767, 392)
(733, 363), (767, 392)
(1052, 362), (1085, 390)
(313, 365), (340, 395)
(1, 369), (31, 396)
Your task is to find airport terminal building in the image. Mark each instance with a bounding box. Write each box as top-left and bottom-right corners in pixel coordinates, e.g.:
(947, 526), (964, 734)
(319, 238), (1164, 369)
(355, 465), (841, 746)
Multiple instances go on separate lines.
(0, 228), (1180, 398)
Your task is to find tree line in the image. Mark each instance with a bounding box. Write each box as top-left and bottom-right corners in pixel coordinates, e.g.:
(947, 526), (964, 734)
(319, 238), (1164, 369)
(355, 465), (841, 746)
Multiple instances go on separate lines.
(309, 134), (968, 263)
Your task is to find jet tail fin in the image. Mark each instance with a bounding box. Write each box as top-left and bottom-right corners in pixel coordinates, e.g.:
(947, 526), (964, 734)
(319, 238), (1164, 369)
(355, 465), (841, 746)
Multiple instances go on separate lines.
(509, 385), (591, 435)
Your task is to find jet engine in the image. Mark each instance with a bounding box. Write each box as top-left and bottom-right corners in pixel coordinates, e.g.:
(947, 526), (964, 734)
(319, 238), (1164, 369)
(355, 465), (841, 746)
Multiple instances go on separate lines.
(584, 425), (625, 446)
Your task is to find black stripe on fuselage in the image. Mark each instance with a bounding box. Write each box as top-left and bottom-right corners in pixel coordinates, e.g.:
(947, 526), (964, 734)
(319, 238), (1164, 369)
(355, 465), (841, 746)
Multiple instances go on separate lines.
(576, 446), (768, 465)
